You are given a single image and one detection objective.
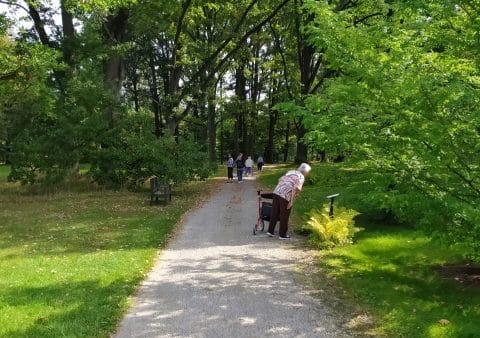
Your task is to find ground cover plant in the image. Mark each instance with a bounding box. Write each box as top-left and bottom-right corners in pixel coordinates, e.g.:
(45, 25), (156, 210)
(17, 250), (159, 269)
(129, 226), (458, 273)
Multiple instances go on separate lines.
(0, 165), (218, 337)
(258, 163), (480, 337)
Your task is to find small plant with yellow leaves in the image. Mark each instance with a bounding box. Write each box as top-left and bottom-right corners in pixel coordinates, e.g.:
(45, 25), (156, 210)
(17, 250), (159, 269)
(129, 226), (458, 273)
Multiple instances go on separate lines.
(302, 205), (361, 249)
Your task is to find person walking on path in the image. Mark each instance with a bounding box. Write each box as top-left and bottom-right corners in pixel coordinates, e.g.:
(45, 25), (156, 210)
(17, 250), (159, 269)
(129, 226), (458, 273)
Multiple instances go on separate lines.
(244, 156), (254, 176)
(266, 163), (312, 239)
(226, 154), (234, 183)
(235, 153), (244, 183)
(257, 155), (264, 171)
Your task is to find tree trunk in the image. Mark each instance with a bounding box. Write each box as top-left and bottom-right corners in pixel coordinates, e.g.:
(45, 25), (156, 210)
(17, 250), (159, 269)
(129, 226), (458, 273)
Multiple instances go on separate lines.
(295, 123), (308, 163)
(265, 82), (278, 163)
(207, 85), (217, 163)
(235, 62), (247, 152)
(102, 8), (129, 127)
(151, 0), (289, 135)
(149, 51), (162, 138)
(284, 120), (290, 162)
(27, 2), (72, 91)
(4, 139), (11, 165)
(319, 150), (326, 162)
(247, 44), (261, 157)
(293, 0), (322, 163)
(219, 103), (224, 164)
(132, 77), (140, 112)
(265, 108), (277, 163)
(61, 0), (75, 68)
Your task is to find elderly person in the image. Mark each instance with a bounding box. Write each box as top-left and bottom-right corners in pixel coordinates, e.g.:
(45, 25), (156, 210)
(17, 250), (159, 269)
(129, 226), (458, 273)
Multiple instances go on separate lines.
(266, 163), (312, 239)
(226, 154), (234, 183)
(235, 153), (245, 183)
(257, 155), (264, 171)
(244, 156), (254, 176)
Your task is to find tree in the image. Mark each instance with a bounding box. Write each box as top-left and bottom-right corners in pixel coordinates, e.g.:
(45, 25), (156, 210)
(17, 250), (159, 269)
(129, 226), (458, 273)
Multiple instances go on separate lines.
(300, 0), (480, 258)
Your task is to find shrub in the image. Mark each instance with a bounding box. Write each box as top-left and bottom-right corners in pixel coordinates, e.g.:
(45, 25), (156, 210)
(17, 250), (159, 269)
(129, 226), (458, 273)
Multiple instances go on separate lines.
(89, 112), (213, 189)
(302, 205), (360, 249)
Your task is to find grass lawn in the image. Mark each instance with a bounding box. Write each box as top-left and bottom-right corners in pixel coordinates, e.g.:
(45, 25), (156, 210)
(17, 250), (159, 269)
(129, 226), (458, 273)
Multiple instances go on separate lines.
(0, 165), (219, 337)
(0, 164), (10, 177)
(258, 163), (480, 337)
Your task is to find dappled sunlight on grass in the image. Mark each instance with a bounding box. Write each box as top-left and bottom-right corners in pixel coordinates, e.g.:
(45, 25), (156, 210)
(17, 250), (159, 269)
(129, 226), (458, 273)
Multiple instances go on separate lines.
(1, 278), (142, 337)
(259, 163), (480, 337)
(428, 322), (456, 337)
(320, 226), (480, 337)
(0, 165), (220, 337)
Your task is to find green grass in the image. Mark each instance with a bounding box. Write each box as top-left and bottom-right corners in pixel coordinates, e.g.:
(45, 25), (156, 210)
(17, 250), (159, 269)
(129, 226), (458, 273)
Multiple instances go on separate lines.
(322, 226), (480, 337)
(258, 163), (480, 337)
(0, 164), (219, 337)
(0, 164), (10, 178)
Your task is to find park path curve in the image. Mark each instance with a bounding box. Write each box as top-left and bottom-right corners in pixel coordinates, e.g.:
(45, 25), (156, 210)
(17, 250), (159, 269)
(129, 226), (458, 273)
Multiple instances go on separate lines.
(113, 175), (349, 338)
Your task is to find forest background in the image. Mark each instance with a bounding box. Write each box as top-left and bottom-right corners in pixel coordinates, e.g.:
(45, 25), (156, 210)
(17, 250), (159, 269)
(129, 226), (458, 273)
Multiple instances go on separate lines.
(1, 0), (479, 259)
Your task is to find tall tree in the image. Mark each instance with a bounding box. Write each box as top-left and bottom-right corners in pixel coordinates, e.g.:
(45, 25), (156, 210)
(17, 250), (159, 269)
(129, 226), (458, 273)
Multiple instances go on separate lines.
(129, 0), (291, 136)
(300, 0), (480, 257)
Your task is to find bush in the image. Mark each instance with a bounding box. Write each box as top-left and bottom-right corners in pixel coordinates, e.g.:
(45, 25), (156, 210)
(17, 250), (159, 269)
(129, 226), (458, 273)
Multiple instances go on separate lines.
(89, 112), (212, 189)
(301, 205), (360, 249)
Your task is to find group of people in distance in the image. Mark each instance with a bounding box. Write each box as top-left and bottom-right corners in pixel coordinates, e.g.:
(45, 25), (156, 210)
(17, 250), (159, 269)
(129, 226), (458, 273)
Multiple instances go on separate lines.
(226, 153), (312, 240)
(226, 153), (264, 183)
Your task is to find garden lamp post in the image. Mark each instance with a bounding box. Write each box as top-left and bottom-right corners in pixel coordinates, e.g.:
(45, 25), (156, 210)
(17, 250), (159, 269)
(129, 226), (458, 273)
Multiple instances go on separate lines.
(326, 193), (340, 217)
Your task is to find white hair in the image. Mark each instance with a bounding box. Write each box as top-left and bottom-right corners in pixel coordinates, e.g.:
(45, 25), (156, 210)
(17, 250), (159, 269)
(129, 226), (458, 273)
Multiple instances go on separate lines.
(298, 163), (311, 174)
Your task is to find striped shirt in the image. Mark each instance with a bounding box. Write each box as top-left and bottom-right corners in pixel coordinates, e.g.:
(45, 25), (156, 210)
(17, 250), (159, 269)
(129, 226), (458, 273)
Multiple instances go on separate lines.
(273, 170), (305, 203)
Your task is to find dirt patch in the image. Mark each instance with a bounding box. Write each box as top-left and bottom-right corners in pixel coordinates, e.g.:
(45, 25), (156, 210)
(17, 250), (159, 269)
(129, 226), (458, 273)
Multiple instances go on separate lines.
(436, 263), (480, 286)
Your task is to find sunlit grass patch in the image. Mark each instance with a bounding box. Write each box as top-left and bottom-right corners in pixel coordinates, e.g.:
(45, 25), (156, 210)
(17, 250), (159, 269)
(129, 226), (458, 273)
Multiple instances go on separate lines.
(0, 167), (218, 337)
(322, 225), (480, 337)
(0, 164), (9, 178)
(258, 162), (480, 337)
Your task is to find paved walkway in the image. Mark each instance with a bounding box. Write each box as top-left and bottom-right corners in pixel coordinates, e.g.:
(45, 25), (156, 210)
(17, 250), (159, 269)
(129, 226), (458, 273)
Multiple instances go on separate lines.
(114, 176), (349, 338)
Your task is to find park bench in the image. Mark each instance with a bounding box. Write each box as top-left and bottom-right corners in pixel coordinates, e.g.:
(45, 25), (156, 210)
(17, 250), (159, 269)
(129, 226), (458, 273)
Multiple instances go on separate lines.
(150, 177), (172, 205)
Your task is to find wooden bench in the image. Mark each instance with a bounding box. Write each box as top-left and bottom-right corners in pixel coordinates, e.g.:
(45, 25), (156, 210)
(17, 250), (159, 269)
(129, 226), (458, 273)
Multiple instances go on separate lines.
(150, 177), (172, 205)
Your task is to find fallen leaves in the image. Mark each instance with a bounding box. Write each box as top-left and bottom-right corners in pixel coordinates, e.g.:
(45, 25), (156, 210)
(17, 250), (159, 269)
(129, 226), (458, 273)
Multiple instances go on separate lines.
(345, 313), (374, 329)
(438, 319), (450, 326)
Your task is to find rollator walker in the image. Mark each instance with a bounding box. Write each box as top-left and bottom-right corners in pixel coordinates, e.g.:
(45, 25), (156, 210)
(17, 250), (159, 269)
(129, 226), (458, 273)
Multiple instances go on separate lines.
(253, 189), (274, 235)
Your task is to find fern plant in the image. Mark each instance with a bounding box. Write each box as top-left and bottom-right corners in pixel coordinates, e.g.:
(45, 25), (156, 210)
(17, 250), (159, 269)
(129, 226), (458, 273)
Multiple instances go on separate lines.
(302, 205), (361, 249)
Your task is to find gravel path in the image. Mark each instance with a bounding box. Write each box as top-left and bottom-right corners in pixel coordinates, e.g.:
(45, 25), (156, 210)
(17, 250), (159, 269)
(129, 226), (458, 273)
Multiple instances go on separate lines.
(113, 176), (349, 338)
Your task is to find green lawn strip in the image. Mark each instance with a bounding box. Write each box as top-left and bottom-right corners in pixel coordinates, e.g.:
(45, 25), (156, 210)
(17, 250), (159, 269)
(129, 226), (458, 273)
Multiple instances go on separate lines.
(322, 226), (480, 337)
(258, 163), (480, 337)
(0, 164), (10, 178)
(0, 165), (219, 337)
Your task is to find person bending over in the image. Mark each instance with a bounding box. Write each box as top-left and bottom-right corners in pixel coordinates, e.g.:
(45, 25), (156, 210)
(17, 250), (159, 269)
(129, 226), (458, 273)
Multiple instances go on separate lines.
(266, 163), (312, 239)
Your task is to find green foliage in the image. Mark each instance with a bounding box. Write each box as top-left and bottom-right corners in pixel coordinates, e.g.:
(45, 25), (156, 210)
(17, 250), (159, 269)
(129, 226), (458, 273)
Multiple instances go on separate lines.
(2, 0), (297, 188)
(0, 36), (66, 183)
(4, 38), (109, 185)
(0, 14), (9, 34)
(71, 0), (138, 13)
(90, 110), (212, 189)
(263, 162), (480, 336)
(2, 17), (217, 189)
(0, 164), (9, 179)
(301, 205), (360, 249)
(294, 0), (480, 257)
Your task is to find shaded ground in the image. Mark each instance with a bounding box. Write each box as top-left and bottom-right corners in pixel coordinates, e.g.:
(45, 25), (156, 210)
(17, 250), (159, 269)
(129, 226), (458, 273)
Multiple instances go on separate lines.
(113, 176), (352, 337)
(436, 263), (480, 286)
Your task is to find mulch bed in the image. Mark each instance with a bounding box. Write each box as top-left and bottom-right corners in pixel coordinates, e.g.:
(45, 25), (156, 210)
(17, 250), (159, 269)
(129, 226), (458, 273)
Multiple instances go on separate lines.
(436, 263), (480, 286)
